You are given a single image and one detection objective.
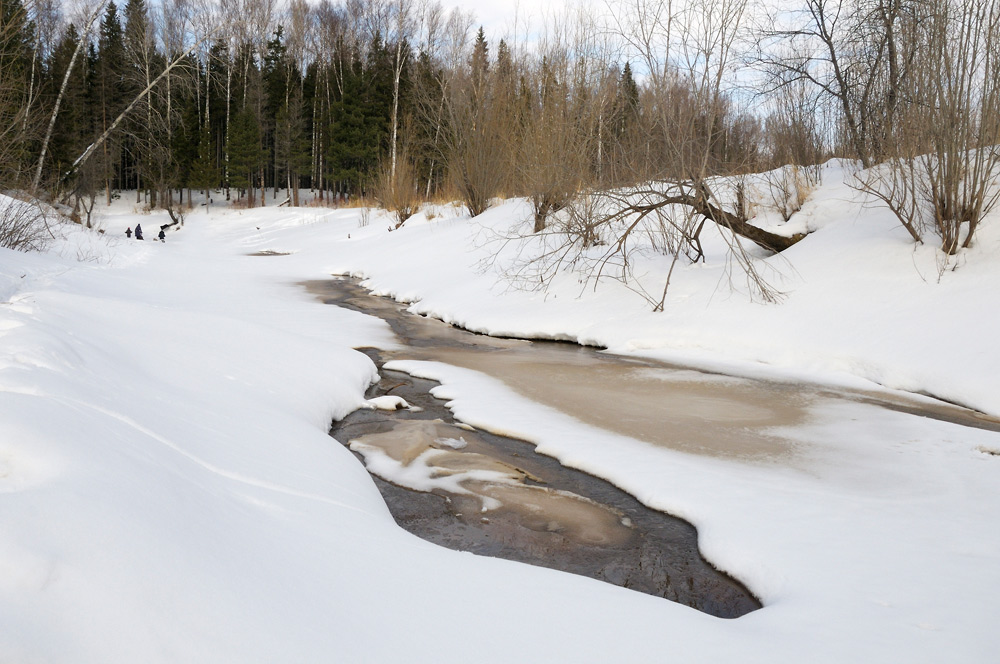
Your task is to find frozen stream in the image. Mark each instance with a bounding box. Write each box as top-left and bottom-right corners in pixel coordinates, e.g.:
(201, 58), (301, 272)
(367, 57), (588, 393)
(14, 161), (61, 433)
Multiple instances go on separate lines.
(311, 277), (998, 619)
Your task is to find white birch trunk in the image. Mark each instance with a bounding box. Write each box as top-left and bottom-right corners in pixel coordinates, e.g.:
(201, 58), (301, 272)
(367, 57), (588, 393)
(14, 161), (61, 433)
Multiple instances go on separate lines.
(71, 38), (213, 177)
(32, 0), (108, 193)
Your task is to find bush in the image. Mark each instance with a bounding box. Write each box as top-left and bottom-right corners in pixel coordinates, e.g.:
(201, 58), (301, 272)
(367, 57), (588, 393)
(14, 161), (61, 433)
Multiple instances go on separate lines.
(372, 153), (420, 228)
(0, 197), (54, 252)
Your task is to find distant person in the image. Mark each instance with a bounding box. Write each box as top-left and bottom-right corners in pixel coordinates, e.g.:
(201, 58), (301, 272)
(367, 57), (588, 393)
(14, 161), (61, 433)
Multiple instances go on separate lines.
(134, 223), (143, 240)
(158, 229), (165, 242)
(125, 227), (132, 239)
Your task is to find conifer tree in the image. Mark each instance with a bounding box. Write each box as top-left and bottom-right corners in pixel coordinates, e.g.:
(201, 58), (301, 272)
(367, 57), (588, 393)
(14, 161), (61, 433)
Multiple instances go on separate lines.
(275, 90), (310, 204)
(469, 26), (488, 97)
(327, 55), (367, 194)
(171, 82), (203, 205)
(46, 24), (91, 187)
(365, 32), (394, 156)
(0, 0), (36, 185)
(409, 51), (440, 195)
(122, 0), (155, 197)
(326, 35), (393, 197)
(32, 0), (110, 197)
(188, 122), (219, 201)
(227, 108), (262, 203)
(94, 1), (126, 201)
(263, 27), (289, 194)
(614, 62), (639, 136)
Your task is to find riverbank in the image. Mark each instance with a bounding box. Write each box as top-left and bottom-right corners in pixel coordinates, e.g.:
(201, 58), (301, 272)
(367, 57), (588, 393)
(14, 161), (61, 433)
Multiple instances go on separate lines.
(321, 162), (1000, 418)
(2, 180), (999, 662)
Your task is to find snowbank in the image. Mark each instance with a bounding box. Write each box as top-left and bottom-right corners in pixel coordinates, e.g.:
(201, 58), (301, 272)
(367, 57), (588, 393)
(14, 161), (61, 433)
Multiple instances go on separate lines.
(327, 163), (1000, 416)
(2, 173), (998, 663)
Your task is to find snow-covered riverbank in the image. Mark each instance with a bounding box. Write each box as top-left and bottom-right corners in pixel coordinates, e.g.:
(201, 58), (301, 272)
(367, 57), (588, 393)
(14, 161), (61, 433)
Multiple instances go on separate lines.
(3, 167), (999, 662)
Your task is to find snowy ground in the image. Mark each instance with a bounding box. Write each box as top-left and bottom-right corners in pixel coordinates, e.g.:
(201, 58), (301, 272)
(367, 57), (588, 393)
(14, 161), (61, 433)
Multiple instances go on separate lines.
(2, 166), (999, 662)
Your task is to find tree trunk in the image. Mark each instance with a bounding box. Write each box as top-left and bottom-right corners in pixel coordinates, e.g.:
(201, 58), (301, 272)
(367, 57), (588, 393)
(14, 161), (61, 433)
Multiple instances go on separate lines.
(390, 39), (405, 178)
(69, 38), (214, 179)
(32, 1), (107, 194)
(643, 193), (806, 252)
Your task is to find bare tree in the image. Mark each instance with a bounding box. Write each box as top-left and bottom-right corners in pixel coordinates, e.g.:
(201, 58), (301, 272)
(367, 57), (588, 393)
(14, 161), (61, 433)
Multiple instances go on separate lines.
(855, 0), (1000, 255)
(386, 0), (414, 178)
(372, 143), (419, 226)
(754, 0), (918, 167)
(408, 3), (467, 199)
(434, 25), (515, 216)
(559, 0), (802, 306)
(68, 28), (217, 180)
(515, 15), (604, 232)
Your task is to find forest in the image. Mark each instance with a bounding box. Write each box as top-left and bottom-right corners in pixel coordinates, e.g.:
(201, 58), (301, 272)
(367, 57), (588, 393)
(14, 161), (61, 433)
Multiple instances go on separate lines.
(1, 0), (998, 260)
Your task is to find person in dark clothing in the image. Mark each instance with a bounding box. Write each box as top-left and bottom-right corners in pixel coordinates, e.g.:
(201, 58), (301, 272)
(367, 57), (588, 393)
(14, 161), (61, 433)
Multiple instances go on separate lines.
(125, 227), (132, 238)
(134, 223), (144, 240)
(158, 229), (165, 242)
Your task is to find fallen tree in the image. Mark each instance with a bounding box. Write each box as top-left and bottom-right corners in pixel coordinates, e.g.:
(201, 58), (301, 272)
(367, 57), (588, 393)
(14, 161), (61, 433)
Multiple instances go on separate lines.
(490, 177), (808, 311)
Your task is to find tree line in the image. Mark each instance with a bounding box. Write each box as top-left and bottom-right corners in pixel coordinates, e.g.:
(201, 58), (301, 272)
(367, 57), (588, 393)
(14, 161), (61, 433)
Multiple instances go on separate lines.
(1, 0), (998, 265)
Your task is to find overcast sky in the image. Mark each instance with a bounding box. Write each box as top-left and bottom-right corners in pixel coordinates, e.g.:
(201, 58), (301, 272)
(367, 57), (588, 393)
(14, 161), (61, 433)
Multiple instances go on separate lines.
(436, 0), (596, 40)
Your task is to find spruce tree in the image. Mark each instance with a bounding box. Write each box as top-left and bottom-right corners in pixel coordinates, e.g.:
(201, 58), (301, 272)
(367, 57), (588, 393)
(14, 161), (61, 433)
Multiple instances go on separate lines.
(0, 0), (36, 184)
(410, 50), (446, 196)
(364, 33), (393, 157)
(122, 0), (154, 195)
(614, 62), (639, 137)
(94, 1), (126, 200)
(275, 90), (310, 204)
(263, 27), (289, 192)
(171, 80), (203, 201)
(325, 34), (394, 197)
(46, 24), (92, 186)
(227, 108), (262, 202)
(327, 53), (374, 195)
(470, 27), (489, 92)
(188, 123), (219, 200)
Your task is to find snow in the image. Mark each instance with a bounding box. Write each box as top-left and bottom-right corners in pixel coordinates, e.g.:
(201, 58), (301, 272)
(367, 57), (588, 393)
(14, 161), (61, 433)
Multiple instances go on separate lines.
(2, 167), (999, 663)
(365, 394), (413, 410)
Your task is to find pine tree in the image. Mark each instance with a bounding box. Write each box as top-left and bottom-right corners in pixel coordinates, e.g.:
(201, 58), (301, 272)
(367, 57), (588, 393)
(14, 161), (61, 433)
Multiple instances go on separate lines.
(188, 122), (220, 199)
(122, 0), (155, 196)
(46, 23), (92, 186)
(614, 62), (639, 137)
(227, 108), (262, 202)
(0, 0), (36, 184)
(470, 27), (488, 93)
(364, 32), (393, 160)
(274, 89), (310, 204)
(327, 55), (367, 194)
(263, 27), (288, 193)
(94, 1), (126, 201)
(326, 36), (393, 197)
(171, 78), (203, 200)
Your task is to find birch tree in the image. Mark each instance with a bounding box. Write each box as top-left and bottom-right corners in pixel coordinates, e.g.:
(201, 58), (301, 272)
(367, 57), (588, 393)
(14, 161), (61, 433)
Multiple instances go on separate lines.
(386, 0), (413, 177)
(32, 0), (108, 194)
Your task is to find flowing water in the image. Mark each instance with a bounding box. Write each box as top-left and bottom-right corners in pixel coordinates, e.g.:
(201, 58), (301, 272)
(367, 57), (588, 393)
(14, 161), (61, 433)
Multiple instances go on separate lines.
(311, 277), (1000, 618)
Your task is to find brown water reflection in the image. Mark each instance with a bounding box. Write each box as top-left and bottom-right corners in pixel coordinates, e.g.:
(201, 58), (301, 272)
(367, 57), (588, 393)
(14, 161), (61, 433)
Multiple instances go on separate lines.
(307, 278), (999, 463)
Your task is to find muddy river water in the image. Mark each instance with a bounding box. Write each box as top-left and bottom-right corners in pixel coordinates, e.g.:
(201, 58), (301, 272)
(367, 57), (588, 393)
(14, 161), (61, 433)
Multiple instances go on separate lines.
(309, 278), (998, 619)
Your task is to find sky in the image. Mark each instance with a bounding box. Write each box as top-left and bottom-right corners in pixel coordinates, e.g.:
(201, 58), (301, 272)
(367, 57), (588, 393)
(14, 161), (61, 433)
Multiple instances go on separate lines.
(437, 0), (597, 40)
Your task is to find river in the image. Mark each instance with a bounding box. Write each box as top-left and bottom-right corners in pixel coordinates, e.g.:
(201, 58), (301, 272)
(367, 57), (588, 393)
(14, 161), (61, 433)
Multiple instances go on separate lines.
(310, 277), (999, 619)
